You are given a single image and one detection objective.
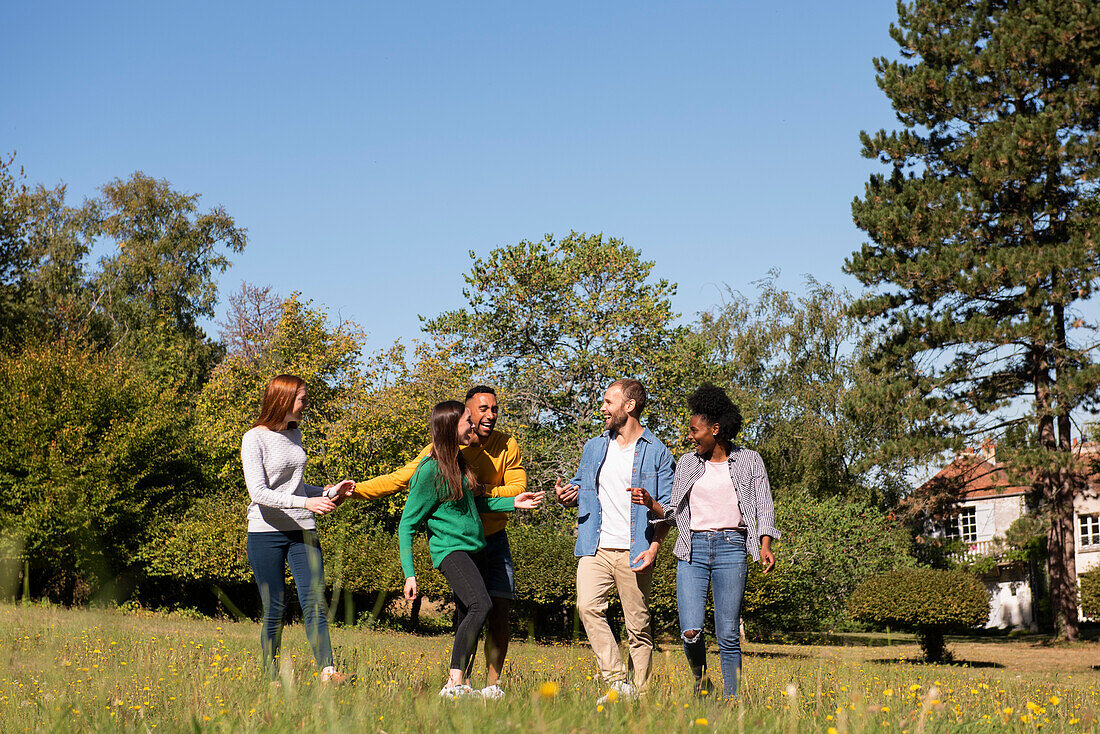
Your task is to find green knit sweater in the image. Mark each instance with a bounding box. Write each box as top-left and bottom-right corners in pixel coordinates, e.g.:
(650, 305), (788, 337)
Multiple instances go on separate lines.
(398, 457), (515, 578)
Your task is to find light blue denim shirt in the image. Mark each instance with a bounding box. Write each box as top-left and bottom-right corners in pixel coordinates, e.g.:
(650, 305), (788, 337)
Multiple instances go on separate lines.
(567, 428), (675, 565)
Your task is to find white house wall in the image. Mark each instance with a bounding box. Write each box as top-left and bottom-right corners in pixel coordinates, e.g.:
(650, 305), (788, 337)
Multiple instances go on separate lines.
(960, 495), (1026, 540)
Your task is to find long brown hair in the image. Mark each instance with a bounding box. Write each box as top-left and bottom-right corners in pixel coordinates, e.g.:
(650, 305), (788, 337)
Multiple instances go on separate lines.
(253, 374), (305, 430)
(428, 400), (478, 501)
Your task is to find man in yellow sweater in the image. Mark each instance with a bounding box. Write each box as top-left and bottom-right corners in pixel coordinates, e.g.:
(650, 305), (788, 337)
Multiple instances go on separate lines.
(352, 385), (526, 699)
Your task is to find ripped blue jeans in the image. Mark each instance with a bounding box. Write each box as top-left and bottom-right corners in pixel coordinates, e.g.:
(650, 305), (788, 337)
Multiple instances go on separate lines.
(676, 529), (748, 698)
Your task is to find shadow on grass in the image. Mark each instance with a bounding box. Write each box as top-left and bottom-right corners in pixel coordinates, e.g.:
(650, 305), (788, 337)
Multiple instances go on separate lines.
(866, 657), (1005, 668)
(743, 650), (815, 661)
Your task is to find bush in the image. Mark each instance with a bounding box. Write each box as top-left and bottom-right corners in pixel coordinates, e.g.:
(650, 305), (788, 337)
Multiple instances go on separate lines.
(848, 568), (989, 662)
(1081, 568), (1100, 620)
(742, 495), (916, 633)
(0, 340), (202, 604)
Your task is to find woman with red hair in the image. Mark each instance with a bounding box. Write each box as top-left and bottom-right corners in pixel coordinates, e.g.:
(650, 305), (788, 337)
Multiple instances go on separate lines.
(242, 374), (353, 684)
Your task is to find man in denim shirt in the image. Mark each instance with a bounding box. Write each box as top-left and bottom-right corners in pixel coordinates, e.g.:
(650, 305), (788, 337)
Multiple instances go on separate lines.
(555, 379), (675, 701)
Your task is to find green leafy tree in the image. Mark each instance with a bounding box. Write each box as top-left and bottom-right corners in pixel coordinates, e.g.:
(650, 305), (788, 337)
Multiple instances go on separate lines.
(691, 274), (914, 504)
(742, 495), (916, 633)
(194, 291), (367, 490)
(83, 172), (247, 390)
(0, 155), (92, 344)
(424, 232), (681, 496)
(847, 0), (1100, 640)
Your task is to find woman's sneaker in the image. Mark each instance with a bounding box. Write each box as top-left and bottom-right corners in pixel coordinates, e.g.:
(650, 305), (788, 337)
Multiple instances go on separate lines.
(439, 684), (477, 700)
(479, 684), (505, 700)
(320, 667), (348, 684)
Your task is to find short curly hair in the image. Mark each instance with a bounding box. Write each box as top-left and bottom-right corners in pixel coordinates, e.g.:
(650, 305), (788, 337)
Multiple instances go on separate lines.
(687, 383), (742, 444)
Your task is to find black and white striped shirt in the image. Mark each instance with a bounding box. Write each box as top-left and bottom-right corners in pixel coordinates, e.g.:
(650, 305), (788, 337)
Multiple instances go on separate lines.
(655, 447), (780, 562)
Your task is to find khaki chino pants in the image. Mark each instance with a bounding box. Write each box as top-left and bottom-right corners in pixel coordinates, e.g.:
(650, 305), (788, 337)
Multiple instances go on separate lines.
(576, 547), (654, 690)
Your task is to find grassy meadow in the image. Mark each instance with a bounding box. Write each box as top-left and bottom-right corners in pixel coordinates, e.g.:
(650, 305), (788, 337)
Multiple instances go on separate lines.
(1, 602), (1098, 733)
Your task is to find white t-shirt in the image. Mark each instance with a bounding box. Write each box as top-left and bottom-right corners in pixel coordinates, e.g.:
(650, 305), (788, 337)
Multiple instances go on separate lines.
(689, 460), (744, 532)
(597, 438), (637, 549)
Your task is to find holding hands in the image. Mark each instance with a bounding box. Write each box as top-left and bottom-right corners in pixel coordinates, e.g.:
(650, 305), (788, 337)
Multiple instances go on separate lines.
(306, 480), (355, 515)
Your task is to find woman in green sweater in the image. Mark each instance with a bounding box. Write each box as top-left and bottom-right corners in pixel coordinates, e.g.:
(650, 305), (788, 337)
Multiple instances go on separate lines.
(400, 400), (543, 699)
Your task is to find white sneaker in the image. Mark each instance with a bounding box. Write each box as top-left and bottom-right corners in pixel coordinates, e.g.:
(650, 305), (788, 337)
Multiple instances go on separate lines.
(596, 681), (635, 704)
(439, 684), (477, 700)
(479, 684), (505, 700)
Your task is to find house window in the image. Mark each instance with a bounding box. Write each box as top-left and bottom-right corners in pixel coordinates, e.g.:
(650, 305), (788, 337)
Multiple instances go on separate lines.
(1081, 514), (1100, 548)
(947, 507), (978, 543)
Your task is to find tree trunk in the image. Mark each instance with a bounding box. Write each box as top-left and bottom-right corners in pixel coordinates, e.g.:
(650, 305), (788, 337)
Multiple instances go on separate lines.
(1048, 305), (1080, 641)
(1033, 337), (1080, 641)
(1047, 467), (1080, 641)
(917, 627), (946, 663)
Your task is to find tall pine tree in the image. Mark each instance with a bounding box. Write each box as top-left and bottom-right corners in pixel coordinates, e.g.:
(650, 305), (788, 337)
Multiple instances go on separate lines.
(847, 0), (1100, 640)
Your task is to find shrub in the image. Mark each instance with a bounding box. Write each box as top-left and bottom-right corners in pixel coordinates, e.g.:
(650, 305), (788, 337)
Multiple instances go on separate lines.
(744, 495), (916, 633)
(848, 567), (989, 662)
(1081, 568), (1100, 620)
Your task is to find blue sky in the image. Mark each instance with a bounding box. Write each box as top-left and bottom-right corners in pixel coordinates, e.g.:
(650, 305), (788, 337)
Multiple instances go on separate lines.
(3, 1), (902, 353)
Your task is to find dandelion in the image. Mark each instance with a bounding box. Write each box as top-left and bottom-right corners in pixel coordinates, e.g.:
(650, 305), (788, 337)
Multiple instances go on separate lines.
(539, 682), (559, 698)
(694, 718), (708, 726)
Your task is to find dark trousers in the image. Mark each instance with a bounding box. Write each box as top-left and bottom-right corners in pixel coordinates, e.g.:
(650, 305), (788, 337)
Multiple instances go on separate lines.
(439, 550), (492, 674)
(246, 530), (334, 678)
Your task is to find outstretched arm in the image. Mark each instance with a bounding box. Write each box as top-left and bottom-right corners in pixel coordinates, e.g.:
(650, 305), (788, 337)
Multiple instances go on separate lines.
(352, 444), (432, 500)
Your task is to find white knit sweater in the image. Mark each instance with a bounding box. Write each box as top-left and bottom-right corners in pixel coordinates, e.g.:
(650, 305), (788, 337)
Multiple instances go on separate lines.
(241, 427), (323, 533)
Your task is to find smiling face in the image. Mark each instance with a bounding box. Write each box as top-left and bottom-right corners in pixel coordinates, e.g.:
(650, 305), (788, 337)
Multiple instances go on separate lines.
(286, 386), (308, 424)
(456, 408), (476, 445)
(688, 414), (718, 456)
(601, 385), (632, 434)
(466, 391), (499, 441)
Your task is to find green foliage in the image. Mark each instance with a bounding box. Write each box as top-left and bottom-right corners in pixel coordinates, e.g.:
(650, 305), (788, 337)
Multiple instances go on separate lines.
(0, 339), (201, 603)
(846, 0), (1100, 638)
(0, 154), (92, 345)
(1080, 568), (1100, 620)
(743, 496), (916, 632)
(424, 232), (681, 490)
(849, 568), (990, 661)
(195, 292), (367, 492)
(140, 491), (252, 585)
(325, 339), (473, 522)
(83, 172), (246, 390)
(849, 568), (989, 630)
(690, 274), (913, 505)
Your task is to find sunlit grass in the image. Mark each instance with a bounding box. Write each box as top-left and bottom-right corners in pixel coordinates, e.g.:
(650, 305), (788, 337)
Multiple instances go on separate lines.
(1, 603), (1097, 732)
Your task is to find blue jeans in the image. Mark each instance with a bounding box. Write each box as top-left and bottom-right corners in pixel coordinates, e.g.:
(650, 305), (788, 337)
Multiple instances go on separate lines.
(247, 530), (334, 679)
(676, 529), (748, 698)
(476, 529), (515, 600)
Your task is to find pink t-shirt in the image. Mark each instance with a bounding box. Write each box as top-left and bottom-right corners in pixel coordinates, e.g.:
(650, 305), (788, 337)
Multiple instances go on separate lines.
(689, 460), (744, 532)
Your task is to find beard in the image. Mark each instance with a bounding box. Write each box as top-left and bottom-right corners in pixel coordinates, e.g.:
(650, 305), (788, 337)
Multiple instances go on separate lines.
(605, 409), (628, 435)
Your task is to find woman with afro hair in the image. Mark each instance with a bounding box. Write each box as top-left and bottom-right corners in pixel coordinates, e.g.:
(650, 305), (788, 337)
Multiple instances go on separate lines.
(632, 383), (780, 699)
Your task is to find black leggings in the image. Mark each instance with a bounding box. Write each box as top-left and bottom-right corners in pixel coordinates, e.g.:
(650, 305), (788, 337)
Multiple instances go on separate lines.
(439, 550), (492, 674)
